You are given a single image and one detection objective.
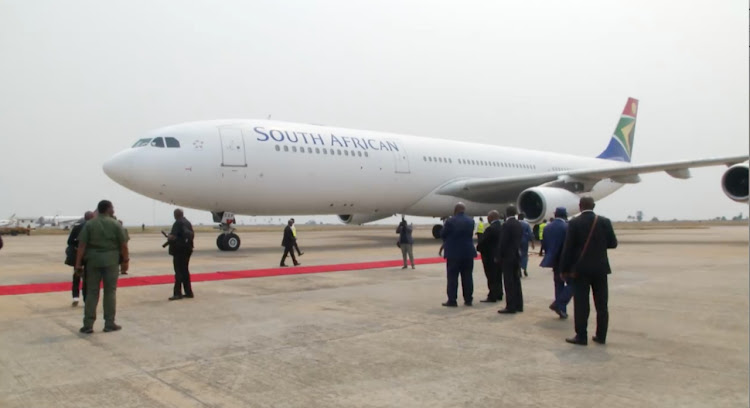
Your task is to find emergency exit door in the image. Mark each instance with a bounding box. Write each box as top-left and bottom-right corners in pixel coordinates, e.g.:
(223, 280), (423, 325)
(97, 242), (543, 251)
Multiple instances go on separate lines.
(390, 140), (410, 174)
(219, 128), (247, 167)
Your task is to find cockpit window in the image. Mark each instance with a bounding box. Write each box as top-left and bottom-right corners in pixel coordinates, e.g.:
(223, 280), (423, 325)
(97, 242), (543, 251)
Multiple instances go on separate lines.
(165, 137), (180, 148)
(132, 138), (152, 147)
(151, 137), (165, 148)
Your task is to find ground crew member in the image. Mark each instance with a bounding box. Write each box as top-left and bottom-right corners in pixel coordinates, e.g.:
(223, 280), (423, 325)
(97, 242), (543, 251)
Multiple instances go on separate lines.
(538, 219), (548, 256)
(280, 219), (301, 267)
(168, 209), (195, 300)
(67, 211), (94, 306)
(476, 217), (485, 239)
(290, 218), (304, 256)
(75, 200), (128, 334)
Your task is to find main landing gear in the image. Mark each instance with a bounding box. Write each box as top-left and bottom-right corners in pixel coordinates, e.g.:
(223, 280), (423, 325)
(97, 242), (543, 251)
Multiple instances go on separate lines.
(213, 211), (241, 251)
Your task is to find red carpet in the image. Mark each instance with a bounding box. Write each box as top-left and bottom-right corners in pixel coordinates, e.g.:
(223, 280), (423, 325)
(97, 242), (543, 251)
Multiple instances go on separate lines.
(0, 256), (462, 296)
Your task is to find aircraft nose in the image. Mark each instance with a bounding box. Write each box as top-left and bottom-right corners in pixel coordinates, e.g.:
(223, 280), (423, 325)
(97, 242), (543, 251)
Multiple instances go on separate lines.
(103, 150), (134, 186)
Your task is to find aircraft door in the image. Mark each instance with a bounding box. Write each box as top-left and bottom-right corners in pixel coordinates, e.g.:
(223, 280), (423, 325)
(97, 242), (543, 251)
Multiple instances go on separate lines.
(219, 128), (247, 167)
(390, 140), (410, 174)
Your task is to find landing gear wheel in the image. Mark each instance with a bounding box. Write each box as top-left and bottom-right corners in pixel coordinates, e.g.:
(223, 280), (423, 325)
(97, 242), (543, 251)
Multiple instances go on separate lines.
(224, 233), (240, 251)
(432, 224), (443, 239)
(217, 235), (227, 251)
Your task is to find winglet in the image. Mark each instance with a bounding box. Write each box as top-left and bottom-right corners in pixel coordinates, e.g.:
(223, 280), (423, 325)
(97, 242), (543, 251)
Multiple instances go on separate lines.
(597, 97), (639, 162)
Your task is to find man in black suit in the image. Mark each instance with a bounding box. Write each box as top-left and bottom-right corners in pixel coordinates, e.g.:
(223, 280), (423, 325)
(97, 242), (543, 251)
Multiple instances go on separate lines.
(476, 210), (503, 302)
(497, 206), (524, 314)
(560, 197), (618, 346)
(280, 219), (301, 267)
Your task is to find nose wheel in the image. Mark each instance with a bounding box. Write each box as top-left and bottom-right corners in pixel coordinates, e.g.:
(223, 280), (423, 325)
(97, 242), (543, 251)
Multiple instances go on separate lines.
(217, 233), (241, 251)
(432, 224), (443, 239)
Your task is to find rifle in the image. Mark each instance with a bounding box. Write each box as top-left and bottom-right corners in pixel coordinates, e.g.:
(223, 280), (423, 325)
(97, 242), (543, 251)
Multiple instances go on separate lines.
(161, 231), (170, 248)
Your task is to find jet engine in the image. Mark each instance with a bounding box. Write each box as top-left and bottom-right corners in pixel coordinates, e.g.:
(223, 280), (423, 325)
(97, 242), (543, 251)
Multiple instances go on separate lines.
(517, 187), (581, 224)
(338, 213), (391, 225)
(721, 163), (749, 203)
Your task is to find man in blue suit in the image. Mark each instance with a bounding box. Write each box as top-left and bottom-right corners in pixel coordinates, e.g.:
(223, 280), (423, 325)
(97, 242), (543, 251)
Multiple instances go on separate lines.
(440, 202), (476, 307)
(540, 207), (571, 319)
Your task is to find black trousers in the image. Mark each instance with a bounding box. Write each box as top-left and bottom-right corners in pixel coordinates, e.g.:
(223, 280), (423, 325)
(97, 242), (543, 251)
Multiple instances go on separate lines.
(480, 253), (503, 300)
(502, 260), (523, 311)
(172, 251), (194, 297)
(293, 242), (302, 255)
(280, 245), (298, 265)
(446, 257), (474, 303)
(573, 272), (609, 341)
(72, 266), (87, 301)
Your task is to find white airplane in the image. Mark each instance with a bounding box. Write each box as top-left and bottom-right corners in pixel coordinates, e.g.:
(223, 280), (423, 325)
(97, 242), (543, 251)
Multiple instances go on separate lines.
(36, 215), (82, 228)
(0, 214), (16, 227)
(103, 98), (748, 251)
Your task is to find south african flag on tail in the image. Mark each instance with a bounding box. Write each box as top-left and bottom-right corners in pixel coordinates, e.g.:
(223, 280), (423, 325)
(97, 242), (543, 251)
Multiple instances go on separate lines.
(597, 97), (638, 162)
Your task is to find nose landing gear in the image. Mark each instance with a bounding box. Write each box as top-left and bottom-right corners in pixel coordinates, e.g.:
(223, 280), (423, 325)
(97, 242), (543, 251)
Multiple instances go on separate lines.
(213, 211), (241, 251)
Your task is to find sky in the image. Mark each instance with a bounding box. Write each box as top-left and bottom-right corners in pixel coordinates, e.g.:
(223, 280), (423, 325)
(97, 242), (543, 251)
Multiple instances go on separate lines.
(0, 0), (747, 227)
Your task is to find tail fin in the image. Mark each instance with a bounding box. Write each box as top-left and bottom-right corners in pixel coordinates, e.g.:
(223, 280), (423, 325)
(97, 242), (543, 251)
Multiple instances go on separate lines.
(596, 97), (639, 162)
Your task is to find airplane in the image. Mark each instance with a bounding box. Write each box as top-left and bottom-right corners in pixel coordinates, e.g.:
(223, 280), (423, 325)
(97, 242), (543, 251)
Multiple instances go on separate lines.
(102, 98), (749, 251)
(0, 214), (16, 227)
(36, 215), (82, 229)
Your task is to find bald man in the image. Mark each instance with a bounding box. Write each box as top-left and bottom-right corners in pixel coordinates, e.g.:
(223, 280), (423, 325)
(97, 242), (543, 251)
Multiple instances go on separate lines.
(440, 203), (476, 307)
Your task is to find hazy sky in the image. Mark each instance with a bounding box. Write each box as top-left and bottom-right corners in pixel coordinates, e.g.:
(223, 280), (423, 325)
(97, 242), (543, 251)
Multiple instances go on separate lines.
(0, 0), (747, 226)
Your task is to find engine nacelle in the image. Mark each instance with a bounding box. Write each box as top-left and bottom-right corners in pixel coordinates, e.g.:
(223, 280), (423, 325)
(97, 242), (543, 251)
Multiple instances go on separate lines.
(338, 213), (391, 225)
(517, 187), (581, 224)
(721, 163), (748, 203)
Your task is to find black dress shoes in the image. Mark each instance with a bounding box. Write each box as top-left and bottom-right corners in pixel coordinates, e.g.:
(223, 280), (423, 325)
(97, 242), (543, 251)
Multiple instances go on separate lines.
(565, 336), (588, 346)
(464, 301), (472, 306)
(480, 298), (497, 303)
(168, 295), (183, 301)
(592, 336), (606, 345)
(497, 309), (516, 314)
(79, 327), (93, 334)
(442, 301), (458, 307)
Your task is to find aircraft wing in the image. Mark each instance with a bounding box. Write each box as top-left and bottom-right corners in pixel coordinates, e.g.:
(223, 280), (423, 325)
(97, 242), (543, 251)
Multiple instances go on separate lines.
(436, 155), (748, 203)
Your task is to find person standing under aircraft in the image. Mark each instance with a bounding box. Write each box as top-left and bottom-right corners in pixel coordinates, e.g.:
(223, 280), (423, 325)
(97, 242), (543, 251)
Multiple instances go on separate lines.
(538, 219), (547, 256)
(290, 218), (304, 256)
(560, 197), (618, 346)
(440, 203), (476, 307)
(476, 217), (485, 240)
(476, 210), (503, 303)
(497, 206), (524, 314)
(280, 220), (300, 267)
(67, 211), (94, 306)
(75, 200), (128, 334)
(396, 216), (415, 269)
(540, 207), (571, 319)
(168, 209), (195, 301)
(518, 213), (535, 277)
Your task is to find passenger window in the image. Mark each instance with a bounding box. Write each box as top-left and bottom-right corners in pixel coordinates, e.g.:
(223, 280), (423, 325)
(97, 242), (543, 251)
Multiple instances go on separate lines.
(315, 148), (320, 154)
(364, 152), (369, 157)
(344, 150), (349, 156)
(275, 145), (280, 151)
(358, 151), (362, 157)
(284, 146), (289, 152)
(292, 146), (297, 152)
(151, 137), (165, 148)
(165, 137), (180, 148)
(307, 147), (312, 153)
(337, 149), (342, 155)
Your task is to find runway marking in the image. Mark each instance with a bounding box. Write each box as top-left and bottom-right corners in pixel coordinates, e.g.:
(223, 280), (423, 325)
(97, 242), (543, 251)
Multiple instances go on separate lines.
(0, 256), (464, 296)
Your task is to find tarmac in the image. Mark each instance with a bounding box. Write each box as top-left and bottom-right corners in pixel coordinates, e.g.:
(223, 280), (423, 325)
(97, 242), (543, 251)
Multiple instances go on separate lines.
(0, 225), (747, 407)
